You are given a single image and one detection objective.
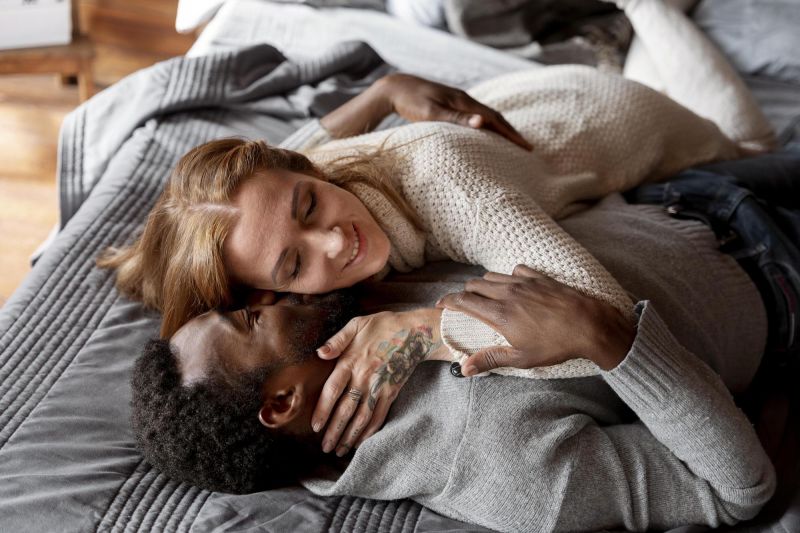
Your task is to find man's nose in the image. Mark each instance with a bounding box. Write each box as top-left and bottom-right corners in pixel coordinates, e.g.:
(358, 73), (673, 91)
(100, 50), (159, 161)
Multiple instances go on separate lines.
(310, 225), (347, 259)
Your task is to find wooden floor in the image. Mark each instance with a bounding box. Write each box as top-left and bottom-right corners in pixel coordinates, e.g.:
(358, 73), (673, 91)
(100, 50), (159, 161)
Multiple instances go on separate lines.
(0, 0), (193, 306)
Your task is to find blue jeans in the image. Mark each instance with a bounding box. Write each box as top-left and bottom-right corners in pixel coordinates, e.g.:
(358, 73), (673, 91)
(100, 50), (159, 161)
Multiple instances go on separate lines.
(626, 147), (800, 363)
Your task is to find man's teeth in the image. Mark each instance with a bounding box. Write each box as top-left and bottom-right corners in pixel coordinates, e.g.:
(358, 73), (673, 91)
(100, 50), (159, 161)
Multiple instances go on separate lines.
(348, 231), (360, 263)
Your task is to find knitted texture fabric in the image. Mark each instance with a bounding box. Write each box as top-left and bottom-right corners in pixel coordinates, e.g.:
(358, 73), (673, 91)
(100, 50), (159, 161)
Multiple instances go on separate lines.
(306, 65), (739, 379)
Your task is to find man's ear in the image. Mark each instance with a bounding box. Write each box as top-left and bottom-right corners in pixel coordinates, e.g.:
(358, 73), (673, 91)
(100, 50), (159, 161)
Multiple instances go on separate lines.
(257, 385), (303, 429)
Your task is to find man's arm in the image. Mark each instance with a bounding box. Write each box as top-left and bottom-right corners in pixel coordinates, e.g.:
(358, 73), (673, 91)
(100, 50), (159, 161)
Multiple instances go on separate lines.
(437, 267), (775, 530)
(551, 301), (774, 530)
(280, 73), (532, 154)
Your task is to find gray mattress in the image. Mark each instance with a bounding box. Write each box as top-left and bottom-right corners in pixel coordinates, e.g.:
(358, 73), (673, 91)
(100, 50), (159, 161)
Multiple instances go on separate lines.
(1, 2), (800, 532)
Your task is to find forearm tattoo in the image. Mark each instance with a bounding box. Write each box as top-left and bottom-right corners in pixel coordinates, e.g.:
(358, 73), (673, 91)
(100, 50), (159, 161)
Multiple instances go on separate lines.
(367, 326), (441, 410)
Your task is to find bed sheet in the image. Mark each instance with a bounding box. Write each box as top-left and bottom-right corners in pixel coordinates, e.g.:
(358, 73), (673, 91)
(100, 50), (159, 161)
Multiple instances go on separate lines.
(188, 0), (534, 87)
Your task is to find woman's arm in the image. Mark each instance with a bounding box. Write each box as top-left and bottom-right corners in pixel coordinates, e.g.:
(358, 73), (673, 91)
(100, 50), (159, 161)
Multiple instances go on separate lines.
(436, 265), (634, 376)
(318, 73), (531, 149)
(311, 307), (451, 457)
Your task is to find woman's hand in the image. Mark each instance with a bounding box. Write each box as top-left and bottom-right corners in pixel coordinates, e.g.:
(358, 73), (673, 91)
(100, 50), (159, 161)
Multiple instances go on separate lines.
(320, 73), (532, 151)
(311, 308), (446, 456)
(436, 265), (636, 376)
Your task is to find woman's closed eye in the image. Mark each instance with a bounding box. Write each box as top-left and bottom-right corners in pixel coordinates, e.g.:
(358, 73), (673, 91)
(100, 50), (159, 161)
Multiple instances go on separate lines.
(290, 190), (315, 282)
(304, 191), (317, 221)
(291, 254), (302, 280)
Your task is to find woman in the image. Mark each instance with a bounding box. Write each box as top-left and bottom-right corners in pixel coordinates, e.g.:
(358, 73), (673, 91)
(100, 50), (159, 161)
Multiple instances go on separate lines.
(102, 0), (776, 448)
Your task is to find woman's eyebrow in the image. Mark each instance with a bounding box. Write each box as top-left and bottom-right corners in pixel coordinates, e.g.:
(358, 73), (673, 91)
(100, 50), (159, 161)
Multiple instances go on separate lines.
(272, 181), (306, 286)
(290, 181), (306, 221)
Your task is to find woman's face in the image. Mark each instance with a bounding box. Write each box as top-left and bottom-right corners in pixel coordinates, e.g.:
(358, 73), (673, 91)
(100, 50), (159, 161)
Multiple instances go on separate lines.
(224, 169), (391, 294)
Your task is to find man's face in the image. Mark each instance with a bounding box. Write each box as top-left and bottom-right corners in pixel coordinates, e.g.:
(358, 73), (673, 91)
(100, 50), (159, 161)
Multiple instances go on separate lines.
(172, 292), (353, 386)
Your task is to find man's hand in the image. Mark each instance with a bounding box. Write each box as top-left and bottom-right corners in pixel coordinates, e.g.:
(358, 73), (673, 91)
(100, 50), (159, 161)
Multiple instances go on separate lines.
(436, 265), (636, 376)
(377, 73), (533, 151)
(320, 73), (532, 151)
(311, 308), (445, 456)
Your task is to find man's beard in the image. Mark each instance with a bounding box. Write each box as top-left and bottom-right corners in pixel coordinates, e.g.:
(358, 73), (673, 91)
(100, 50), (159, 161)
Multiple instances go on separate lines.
(282, 290), (359, 366)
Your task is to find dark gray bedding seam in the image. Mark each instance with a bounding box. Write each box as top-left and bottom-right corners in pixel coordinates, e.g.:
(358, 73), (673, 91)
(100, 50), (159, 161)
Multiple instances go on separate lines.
(393, 499), (411, 533)
(181, 490), (213, 533)
(129, 470), (172, 530)
(365, 499), (388, 532)
(161, 484), (205, 532)
(114, 465), (162, 530)
(404, 500), (422, 532)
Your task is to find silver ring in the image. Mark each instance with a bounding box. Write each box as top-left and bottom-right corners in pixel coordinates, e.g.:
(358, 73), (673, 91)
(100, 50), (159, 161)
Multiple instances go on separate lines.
(346, 388), (363, 403)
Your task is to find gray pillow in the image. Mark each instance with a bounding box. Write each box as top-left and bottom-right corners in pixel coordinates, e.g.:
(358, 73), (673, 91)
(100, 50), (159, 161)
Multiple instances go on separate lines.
(693, 0), (800, 84)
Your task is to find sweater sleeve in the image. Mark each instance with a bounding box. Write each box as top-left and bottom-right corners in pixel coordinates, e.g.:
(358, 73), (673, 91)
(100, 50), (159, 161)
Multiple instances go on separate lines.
(552, 301), (775, 531)
(439, 189), (635, 379)
(279, 119), (333, 152)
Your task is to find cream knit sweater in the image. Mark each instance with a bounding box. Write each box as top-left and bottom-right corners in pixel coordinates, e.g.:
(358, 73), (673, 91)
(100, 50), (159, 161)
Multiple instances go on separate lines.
(304, 65), (740, 379)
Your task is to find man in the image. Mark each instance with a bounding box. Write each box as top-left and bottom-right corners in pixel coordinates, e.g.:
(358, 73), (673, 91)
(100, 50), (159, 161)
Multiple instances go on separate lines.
(132, 255), (776, 532)
(131, 291), (357, 493)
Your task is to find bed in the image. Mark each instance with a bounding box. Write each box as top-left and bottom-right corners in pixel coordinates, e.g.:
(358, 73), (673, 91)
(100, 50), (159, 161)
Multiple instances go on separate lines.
(1, 1), (799, 531)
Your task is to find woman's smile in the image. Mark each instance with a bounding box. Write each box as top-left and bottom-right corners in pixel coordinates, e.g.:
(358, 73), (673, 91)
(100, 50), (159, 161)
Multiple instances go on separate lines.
(223, 169), (391, 294)
(344, 223), (366, 269)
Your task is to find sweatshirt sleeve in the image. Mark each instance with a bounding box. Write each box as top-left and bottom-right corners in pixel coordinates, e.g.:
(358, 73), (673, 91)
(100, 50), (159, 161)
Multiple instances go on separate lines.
(553, 301), (775, 531)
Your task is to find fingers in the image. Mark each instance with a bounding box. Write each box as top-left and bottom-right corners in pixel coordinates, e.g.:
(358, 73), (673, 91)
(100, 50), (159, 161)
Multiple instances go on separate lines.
(311, 365), (351, 433)
(437, 105), (481, 130)
(334, 398), (376, 456)
(320, 385), (365, 454)
(439, 96), (532, 151)
(482, 271), (519, 283)
(483, 111), (533, 151)
(481, 266), (544, 283)
(512, 264), (542, 278)
(436, 291), (504, 330)
(318, 317), (360, 359)
(355, 395), (392, 448)
(461, 346), (521, 376)
(463, 277), (509, 300)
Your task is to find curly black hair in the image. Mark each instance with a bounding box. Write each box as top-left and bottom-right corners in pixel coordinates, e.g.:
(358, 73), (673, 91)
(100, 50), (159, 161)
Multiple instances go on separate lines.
(131, 339), (323, 494)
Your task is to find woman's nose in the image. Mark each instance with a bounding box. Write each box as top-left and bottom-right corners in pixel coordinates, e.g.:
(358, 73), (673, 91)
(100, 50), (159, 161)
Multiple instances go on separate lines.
(311, 225), (347, 259)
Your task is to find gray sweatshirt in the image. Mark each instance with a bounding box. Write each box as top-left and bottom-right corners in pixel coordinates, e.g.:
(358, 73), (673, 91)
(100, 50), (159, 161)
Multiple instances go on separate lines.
(301, 194), (775, 532)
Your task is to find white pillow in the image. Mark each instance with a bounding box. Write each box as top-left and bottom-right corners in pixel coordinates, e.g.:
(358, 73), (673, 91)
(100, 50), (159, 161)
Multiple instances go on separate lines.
(693, 0), (800, 84)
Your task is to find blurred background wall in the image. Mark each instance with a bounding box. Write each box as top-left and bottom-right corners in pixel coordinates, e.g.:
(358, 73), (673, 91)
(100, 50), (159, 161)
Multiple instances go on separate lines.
(0, 0), (195, 305)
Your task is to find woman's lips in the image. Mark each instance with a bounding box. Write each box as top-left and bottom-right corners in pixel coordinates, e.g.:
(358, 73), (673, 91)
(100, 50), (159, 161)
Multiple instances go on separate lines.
(344, 223), (367, 269)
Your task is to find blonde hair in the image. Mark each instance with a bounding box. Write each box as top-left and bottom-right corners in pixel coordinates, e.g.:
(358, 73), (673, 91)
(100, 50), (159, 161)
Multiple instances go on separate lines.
(98, 138), (419, 338)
